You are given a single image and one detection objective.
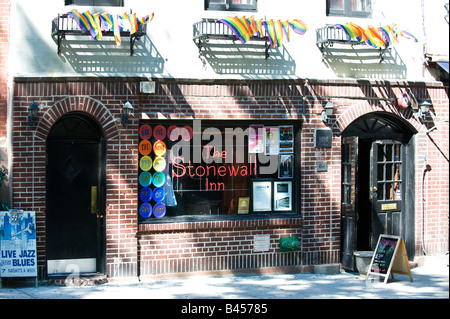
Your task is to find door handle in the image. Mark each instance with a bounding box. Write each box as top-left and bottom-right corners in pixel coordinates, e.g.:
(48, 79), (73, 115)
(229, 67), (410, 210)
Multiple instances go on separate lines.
(371, 186), (378, 192)
(91, 186), (98, 214)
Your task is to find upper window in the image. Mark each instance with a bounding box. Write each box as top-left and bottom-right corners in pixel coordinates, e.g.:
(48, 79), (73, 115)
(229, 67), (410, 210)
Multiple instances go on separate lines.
(205, 0), (257, 12)
(65, 0), (124, 6)
(327, 0), (371, 18)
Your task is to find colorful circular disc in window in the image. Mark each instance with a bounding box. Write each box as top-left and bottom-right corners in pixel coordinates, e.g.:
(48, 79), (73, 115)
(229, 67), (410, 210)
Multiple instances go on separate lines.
(181, 125), (193, 141)
(139, 156), (152, 171)
(153, 125), (166, 141)
(168, 125), (180, 141)
(139, 187), (152, 203)
(139, 140), (152, 156)
(139, 203), (152, 218)
(139, 124), (152, 140)
(153, 203), (166, 218)
(152, 171), (166, 187)
(153, 140), (166, 157)
(152, 187), (166, 203)
(139, 171), (152, 187)
(153, 156), (166, 172)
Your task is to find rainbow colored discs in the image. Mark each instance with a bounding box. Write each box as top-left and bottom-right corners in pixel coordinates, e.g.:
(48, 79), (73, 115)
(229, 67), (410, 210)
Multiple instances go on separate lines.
(153, 140), (166, 157)
(152, 187), (166, 203)
(181, 126), (193, 141)
(139, 140), (152, 156)
(153, 125), (166, 140)
(139, 156), (152, 171)
(139, 203), (152, 218)
(168, 125), (180, 141)
(139, 124), (152, 140)
(153, 203), (166, 218)
(152, 171), (165, 187)
(139, 171), (152, 187)
(153, 156), (166, 172)
(139, 187), (152, 202)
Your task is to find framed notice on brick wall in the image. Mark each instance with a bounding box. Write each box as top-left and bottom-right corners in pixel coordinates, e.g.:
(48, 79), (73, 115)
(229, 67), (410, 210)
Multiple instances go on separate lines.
(0, 211), (37, 279)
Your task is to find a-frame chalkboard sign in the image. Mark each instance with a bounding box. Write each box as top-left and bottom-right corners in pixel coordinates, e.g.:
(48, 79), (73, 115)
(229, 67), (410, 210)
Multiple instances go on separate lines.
(367, 234), (413, 284)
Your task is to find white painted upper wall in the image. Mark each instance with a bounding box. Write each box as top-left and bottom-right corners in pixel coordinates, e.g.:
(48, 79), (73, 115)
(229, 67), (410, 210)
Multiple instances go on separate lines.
(9, 0), (449, 81)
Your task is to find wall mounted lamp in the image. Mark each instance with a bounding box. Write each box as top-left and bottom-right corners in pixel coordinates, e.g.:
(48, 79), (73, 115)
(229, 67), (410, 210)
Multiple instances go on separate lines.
(121, 101), (134, 126)
(27, 101), (39, 126)
(418, 99), (431, 120)
(322, 101), (334, 123)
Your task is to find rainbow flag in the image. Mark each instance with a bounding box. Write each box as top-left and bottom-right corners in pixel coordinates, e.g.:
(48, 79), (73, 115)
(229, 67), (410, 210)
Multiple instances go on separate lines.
(218, 16), (307, 47)
(274, 20), (284, 47)
(335, 23), (367, 43)
(334, 22), (417, 48)
(263, 20), (277, 47)
(67, 9), (90, 33)
(124, 13), (139, 35)
(289, 19), (307, 35)
(399, 30), (418, 42)
(112, 14), (122, 46)
(81, 10), (102, 40)
(219, 16), (252, 43)
(255, 18), (264, 38)
(138, 13), (154, 24)
(379, 25), (399, 45)
(99, 13), (113, 31)
(365, 25), (385, 48)
(92, 13), (104, 40)
(282, 21), (290, 42)
(66, 10), (154, 46)
(240, 16), (255, 37)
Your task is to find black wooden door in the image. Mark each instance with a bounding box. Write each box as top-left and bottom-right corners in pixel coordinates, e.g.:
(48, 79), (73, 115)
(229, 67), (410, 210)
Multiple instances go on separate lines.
(46, 113), (105, 273)
(341, 137), (358, 271)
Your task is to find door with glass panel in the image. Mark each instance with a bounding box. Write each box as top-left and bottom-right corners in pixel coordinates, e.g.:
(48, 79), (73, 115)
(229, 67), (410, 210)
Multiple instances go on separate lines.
(370, 140), (404, 248)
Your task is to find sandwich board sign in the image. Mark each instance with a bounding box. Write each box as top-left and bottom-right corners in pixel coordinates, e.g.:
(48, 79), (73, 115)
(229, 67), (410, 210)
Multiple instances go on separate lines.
(367, 234), (413, 284)
(0, 210), (37, 287)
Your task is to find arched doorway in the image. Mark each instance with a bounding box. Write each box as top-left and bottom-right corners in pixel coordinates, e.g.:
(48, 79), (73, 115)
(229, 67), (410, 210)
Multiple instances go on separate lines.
(340, 112), (416, 271)
(46, 112), (106, 275)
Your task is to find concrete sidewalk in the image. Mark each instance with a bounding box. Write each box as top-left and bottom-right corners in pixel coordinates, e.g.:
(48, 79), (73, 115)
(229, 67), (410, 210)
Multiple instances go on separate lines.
(1, 257), (448, 300)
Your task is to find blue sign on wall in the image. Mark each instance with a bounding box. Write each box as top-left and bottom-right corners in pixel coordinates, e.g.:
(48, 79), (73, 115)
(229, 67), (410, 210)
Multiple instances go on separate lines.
(0, 211), (37, 278)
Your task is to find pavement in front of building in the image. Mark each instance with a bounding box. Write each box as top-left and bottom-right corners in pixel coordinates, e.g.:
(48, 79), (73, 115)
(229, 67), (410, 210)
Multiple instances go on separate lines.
(1, 257), (448, 303)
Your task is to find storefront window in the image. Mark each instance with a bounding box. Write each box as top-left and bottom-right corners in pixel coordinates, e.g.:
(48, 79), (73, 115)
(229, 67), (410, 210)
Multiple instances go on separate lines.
(138, 120), (300, 222)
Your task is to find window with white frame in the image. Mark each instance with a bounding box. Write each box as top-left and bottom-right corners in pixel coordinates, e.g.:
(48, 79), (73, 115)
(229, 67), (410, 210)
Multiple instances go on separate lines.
(327, 0), (371, 17)
(205, 0), (258, 12)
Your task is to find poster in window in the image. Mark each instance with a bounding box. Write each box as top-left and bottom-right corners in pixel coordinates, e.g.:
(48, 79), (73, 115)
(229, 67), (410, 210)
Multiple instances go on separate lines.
(238, 197), (250, 214)
(252, 181), (272, 212)
(274, 181), (292, 211)
(249, 125), (264, 153)
(278, 154), (293, 179)
(279, 125), (294, 154)
(264, 127), (279, 155)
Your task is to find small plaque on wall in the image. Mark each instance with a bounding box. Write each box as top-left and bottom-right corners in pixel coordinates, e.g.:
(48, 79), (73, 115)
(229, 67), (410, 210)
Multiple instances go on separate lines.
(254, 234), (271, 252)
(314, 128), (332, 148)
(317, 162), (328, 172)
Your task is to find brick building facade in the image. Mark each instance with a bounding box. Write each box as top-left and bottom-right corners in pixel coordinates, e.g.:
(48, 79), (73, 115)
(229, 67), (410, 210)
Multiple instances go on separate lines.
(2, 0), (448, 281)
(10, 77), (448, 278)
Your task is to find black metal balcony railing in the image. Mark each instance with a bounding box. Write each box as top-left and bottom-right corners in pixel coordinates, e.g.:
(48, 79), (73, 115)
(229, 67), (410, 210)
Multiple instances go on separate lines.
(193, 18), (271, 59)
(52, 14), (147, 56)
(316, 25), (389, 62)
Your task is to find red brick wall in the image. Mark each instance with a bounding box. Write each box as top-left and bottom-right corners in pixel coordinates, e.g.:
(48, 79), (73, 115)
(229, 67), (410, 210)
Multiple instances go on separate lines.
(11, 77), (448, 278)
(0, 0), (9, 140)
